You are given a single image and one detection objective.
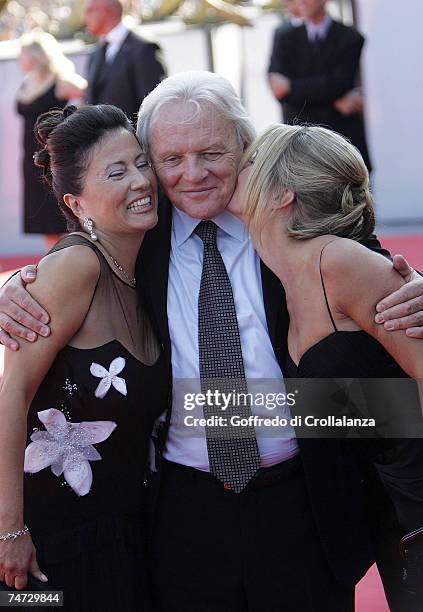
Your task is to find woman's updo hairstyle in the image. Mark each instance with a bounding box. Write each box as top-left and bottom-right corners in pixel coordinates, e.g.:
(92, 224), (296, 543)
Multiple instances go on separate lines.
(242, 124), (375, 242)
(34, 104), (134, 231)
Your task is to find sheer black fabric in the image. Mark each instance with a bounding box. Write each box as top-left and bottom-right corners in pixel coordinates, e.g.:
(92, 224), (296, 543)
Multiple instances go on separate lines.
(24, 233), (168, 610)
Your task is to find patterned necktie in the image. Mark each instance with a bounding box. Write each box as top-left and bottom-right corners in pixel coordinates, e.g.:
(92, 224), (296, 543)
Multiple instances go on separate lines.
(195, 220), (260, 493)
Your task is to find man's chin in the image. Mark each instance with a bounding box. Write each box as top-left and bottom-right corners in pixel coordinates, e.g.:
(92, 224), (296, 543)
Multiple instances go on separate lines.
(176, 200), (228, 220)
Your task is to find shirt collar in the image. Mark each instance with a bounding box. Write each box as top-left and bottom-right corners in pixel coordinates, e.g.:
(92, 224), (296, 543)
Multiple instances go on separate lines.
(305, 14), (332, 42)
(104, 21), (128, 46)
(172, 207), (248, 247)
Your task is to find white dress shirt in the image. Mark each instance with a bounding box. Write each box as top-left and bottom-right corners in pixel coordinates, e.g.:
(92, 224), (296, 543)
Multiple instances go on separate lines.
(103, 22), (129, 63)
(164, 208), (299, 471)
(305, 14), (332, 42)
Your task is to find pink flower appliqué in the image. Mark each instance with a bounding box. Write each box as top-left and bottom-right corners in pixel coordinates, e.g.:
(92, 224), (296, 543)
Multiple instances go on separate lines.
(90, 357), (127, 399)
(24, 408), (116, 496)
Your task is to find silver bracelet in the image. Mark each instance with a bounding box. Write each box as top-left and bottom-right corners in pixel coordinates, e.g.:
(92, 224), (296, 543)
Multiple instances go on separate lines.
(0, 525), (29, 542)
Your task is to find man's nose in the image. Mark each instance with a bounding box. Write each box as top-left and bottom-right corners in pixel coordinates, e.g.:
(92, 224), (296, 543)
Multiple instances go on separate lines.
(183, 157), (208, 183)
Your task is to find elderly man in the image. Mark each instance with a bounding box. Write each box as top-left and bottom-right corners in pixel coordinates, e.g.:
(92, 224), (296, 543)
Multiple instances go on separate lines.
(1, 72), (423, 611)
(84, 0), (165, 122)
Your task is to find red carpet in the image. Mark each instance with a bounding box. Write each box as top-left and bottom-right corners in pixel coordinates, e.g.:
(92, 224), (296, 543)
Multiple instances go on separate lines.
(380, 234), (423, 271)
(0, 233), (421, 610)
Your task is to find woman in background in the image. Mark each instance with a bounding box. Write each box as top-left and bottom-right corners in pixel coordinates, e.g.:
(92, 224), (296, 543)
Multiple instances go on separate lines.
(16, 29), (87, 250)
(228, 123), (423, 611)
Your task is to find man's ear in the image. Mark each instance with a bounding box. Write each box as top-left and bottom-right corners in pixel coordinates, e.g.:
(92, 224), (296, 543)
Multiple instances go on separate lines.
(63, 194), (84, 220)
(271, 189), (295, 210)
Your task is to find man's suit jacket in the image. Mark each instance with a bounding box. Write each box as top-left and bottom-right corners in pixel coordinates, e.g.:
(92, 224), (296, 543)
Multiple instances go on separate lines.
(86, 29), (165, 122)
(268, 19), (372, 170)
(136, 193), (395, 587)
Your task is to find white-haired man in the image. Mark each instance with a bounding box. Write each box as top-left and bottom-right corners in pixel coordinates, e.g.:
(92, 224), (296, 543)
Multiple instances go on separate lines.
(135, 72), (423, 611)
(1, 72), (423, 611)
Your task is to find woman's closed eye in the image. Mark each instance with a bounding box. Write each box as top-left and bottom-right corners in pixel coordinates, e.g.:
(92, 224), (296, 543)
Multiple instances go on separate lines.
(136, 160), (151, 171)
(108, 169), (125, 179)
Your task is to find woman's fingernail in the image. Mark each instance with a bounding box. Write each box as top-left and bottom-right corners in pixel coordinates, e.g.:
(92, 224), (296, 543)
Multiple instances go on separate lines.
(385, 321), (394, 330)
(375, 314), (384, 323)
(40, 574), (48, 582)
(26, 332), (36, 341)
(26, 271), (36, 279)
(11, 343), (18, 351)
(376, 303), (385, 312)
(40, 326), (50, 337)
(40, 314), (49, 324)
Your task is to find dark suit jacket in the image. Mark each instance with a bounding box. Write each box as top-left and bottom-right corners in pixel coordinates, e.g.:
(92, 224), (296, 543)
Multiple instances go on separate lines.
(268, 19), (372, 170)
(86, 29), (165, 123)
(136, 193), (394, 587)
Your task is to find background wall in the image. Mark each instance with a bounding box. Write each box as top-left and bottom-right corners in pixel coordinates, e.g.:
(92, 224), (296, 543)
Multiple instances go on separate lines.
(356, 0), (423, 226)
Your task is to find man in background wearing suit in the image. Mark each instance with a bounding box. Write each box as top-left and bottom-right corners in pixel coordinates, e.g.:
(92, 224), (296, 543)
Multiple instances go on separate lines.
(84, 0), (166, 122)
(268, 0), (372, 170)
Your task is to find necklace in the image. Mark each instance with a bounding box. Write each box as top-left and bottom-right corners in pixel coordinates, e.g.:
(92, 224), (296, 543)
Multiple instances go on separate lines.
(109, 255), (136, 288)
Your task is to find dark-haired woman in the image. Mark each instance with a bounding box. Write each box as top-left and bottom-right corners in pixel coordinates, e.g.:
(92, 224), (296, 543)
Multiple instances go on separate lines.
(0, 104), (168, 610)
(228, 124), (423, 611)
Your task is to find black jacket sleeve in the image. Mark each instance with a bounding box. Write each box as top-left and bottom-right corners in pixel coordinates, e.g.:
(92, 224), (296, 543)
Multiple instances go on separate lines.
(361, 234), (392, 259)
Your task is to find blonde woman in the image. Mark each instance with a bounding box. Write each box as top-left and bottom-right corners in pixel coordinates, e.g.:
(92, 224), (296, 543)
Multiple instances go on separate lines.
(228, 123), (423, 610)
(16, 29), (87, 250)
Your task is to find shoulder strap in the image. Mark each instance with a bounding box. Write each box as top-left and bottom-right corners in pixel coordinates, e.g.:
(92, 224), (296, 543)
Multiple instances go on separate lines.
(47, 232), (109, 272)
(318, 243), (338, 333)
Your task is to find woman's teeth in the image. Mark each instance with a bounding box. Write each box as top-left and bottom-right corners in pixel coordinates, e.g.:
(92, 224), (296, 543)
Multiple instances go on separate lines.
(127, 196), (152, 212)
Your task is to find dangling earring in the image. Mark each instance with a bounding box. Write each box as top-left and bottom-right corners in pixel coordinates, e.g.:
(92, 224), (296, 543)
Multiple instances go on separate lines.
(83, 217), (97, 241)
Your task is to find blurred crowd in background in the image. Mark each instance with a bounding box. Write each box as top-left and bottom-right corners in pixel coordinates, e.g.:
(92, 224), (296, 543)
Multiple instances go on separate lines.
(1, 0), (374, 250)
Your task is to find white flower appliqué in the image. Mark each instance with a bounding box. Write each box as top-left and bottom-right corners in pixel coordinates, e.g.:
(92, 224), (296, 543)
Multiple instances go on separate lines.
(90, 357), (127, 399)
(24, 408), (116, 496)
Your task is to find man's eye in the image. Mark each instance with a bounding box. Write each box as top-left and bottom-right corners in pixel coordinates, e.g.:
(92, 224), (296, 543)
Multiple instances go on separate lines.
(162, 156), (181, 167)
(203, 152), (223, 161)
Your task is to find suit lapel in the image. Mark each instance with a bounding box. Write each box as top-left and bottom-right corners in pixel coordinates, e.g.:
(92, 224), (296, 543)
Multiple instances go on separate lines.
(319, 20), (341, 65)
(260, 261), (288, 361)
(90, 42), (109, 86)
(108, 31), (131, 67)
(137, 192), (172, 362)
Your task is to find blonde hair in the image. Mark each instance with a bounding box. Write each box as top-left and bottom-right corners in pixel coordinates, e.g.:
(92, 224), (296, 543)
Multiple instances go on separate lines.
(242, 124), (375, 241)
(20, 29), (76, 80)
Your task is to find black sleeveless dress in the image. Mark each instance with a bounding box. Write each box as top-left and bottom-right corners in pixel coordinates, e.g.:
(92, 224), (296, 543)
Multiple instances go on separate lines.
(23, 234), (169, 611)
(284, 249), (423, 611)
(16, 84), (67, 235)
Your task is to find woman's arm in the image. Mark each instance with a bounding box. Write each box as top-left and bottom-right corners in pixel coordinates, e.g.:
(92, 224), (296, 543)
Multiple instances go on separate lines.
(0, 246), (99, 588)
(322, 239), (423, 411)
